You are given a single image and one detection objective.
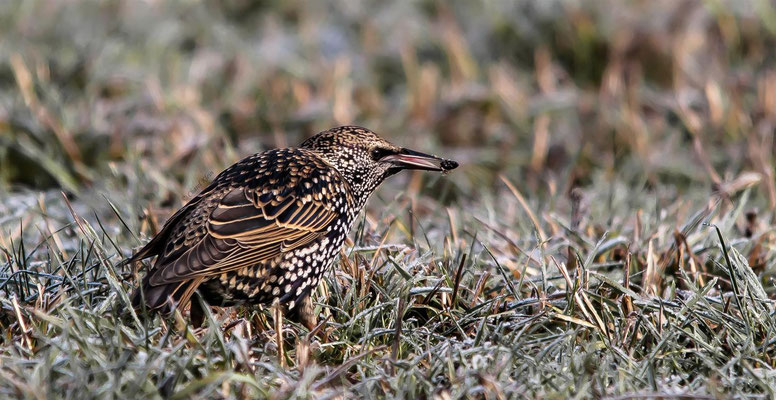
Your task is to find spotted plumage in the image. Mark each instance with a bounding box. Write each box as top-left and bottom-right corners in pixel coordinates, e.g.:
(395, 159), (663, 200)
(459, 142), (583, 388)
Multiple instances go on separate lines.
(127, 126), (458, 328)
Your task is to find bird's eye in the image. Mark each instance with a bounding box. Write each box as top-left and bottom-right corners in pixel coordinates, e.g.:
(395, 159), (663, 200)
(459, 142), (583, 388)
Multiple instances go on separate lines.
(371, 148), (390, 161)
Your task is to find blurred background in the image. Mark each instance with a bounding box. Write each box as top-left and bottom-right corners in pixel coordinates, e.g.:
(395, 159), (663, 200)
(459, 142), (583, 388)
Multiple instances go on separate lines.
(2, 0), (776, 280)
(3, 0), (775, 200)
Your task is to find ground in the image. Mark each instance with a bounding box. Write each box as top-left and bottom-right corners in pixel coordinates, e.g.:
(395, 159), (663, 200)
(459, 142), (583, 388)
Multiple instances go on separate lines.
(2, 1), (776, 398)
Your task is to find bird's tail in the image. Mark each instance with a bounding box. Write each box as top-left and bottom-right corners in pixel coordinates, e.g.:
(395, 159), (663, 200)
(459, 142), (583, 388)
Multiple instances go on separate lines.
(130, 275), (201, 316)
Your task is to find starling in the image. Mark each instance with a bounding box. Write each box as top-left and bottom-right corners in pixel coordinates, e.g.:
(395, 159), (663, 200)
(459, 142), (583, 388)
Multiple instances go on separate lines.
(127, 126), (458, 328)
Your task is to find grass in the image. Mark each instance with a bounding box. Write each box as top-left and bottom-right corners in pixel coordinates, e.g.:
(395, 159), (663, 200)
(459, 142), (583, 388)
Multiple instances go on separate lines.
(2, 0), (776, 398)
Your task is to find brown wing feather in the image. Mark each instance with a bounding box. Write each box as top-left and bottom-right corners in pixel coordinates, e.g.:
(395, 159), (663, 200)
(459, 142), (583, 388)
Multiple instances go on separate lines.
(148, 181), (338, 286)
(122, 179), (220, 266)
(150, 188), (336, 285)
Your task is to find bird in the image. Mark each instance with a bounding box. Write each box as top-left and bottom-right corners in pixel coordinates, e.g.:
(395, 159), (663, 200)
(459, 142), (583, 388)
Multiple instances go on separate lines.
(126, 126), (458, 329)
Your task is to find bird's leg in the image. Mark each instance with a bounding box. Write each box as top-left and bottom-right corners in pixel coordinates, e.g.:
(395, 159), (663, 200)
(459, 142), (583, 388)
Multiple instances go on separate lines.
(287, 294), (317, 331)
(288, 295), (318, 372)
(288, 294), (331, 346)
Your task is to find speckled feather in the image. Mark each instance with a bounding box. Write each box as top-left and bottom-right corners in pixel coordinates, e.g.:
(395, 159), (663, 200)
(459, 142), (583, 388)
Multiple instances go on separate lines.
(127, 126), (457, 327)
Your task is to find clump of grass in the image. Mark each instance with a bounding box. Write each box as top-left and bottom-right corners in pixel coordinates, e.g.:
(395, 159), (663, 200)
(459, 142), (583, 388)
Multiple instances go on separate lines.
(3, 0), (776, 398)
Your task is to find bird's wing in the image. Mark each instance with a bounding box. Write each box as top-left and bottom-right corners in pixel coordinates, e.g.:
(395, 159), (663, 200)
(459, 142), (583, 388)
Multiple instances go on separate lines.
(146, 151), (346, 286)
(122, 179), (221, 266)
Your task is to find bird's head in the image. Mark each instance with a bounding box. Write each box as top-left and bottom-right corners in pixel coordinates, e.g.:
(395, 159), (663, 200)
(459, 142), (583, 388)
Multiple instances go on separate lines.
(301, 126), (458, 203)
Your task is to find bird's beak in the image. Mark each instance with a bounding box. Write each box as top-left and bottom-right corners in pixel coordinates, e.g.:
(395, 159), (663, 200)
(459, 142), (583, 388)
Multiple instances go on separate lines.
(380, 148), (459, 172)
